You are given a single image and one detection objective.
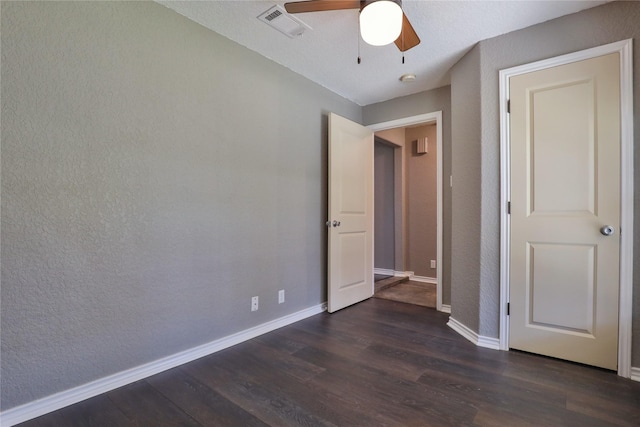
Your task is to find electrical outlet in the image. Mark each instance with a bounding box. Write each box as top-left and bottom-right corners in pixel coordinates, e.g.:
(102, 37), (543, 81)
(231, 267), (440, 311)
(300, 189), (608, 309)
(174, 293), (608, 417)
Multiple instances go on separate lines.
(430, 260), (436, 269)
(251, 296), (259, 312)
(278, 289), (285, 304)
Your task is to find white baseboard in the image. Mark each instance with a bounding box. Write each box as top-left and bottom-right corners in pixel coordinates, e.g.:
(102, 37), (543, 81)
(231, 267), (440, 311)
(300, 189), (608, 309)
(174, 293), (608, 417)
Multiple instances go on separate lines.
(0, 303), (327, 427)
(447, 317), (500, 350)
(373, 268), (414, 278)
(410, 275), (437, 284)
(447, 321), (639, 379)
(374, 268), (395, 276)
(439, 304), (451, 314)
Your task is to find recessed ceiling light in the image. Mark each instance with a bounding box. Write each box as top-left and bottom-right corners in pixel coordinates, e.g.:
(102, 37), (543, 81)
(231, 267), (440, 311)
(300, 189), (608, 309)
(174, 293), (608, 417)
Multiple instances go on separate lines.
(399, 73), (416, 83)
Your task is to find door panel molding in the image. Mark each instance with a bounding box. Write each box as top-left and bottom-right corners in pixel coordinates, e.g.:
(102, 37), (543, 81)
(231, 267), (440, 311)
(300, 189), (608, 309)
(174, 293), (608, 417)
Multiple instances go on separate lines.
(328, 113), (374, 313)
(499, 39), (633, 377)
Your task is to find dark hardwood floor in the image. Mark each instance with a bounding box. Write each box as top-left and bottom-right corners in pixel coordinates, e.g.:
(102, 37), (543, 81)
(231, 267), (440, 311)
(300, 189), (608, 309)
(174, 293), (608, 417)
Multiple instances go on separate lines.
(18, 298), (640, 426)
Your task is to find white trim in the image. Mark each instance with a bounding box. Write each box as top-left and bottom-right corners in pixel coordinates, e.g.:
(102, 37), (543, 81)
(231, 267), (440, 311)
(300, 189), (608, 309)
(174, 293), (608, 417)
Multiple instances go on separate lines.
(0, 303), (327, 427)
(498, 39), (634, 377)
(617, 39), (634, 380)
(630, 367), (640, 383)
(368, 113), (438, 131)
(374, 268), (395, 276)
(499, 55), (511, 352)
(374, 270), (438, 285)
(394, 270), (411, 278)
(440, 304), (451, 314)
(447, 317), (500, 350)
(373, 268), (412, 278)
(410, 275), (437, 284)
(435, 113), (444, 313)
(368, 111), (444, 312)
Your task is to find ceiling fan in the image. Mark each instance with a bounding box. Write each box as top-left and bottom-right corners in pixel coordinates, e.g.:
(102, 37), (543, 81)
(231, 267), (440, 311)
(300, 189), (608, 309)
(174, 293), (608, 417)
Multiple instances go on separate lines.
(284, 0), (420, 52)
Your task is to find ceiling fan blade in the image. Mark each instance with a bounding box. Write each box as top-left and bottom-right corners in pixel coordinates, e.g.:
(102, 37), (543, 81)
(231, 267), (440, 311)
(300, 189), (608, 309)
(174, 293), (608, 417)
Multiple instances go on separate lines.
(284, 0), (360, 14)
(394, 12), (420, 52)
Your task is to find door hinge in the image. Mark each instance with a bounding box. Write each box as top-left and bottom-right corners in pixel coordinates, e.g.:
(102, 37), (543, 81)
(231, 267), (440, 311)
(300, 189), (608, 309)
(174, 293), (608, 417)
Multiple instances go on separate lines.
(507, 302), (510, 316)
(507, 201), (511, 214)
(507, 99), (510, 114)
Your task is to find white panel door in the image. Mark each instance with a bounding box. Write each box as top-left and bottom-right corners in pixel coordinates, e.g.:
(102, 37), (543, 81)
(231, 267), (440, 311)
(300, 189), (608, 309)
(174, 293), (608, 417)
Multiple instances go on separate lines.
(509, 53), (621, 370)
(328, 113), (374, 313)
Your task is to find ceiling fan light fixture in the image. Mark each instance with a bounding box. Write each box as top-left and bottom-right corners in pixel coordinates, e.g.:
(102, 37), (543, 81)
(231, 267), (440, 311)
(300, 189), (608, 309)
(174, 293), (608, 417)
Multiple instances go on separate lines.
(359, 0), (403, 46)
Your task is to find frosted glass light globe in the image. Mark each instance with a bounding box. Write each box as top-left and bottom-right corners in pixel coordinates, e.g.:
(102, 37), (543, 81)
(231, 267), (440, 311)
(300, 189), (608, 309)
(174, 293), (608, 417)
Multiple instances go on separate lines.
(359, 1), (403, 46)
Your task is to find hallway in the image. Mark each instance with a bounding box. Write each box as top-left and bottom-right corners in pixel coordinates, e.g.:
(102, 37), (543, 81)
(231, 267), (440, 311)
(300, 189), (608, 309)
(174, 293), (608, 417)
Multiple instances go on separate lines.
(374, 275), (436, 308)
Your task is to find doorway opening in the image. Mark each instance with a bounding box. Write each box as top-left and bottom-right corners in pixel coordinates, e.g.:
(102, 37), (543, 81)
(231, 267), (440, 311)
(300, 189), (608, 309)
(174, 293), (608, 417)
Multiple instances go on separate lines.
(368, 112), (447, 313)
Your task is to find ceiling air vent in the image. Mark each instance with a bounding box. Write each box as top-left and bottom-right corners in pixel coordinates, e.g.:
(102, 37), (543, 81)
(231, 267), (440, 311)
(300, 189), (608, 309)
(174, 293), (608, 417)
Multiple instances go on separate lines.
(257, 5), (311, 38)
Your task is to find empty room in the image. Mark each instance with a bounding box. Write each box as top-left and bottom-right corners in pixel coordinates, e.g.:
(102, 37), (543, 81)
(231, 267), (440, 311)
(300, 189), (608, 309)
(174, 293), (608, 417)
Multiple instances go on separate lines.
(2, 1), (639, 425)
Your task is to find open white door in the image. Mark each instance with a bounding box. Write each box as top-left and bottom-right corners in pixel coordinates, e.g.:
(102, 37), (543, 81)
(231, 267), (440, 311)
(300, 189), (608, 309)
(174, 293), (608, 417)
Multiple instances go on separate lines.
(327, 113), (374, 313)
(509, 52), (621, 370)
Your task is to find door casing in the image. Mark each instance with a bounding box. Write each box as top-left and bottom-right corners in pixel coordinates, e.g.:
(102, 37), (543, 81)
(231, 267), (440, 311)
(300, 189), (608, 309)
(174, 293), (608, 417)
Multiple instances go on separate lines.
(498, 39), (634, 378)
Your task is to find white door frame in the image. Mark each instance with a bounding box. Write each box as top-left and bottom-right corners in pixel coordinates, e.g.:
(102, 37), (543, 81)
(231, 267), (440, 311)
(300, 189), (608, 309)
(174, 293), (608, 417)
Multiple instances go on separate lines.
(368, 111), (445, 312)
(498, 39), (634, 377)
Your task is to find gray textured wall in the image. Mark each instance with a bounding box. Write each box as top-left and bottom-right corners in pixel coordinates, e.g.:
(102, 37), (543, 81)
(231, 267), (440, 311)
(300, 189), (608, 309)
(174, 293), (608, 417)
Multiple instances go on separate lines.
(450, 0), (640, 363)
(374, 140), (395, 270)
(0, 1), (361, 410)
(363, 86), (452, 304)
(450, 46), (482, 333)
(406, 125), (438, 278)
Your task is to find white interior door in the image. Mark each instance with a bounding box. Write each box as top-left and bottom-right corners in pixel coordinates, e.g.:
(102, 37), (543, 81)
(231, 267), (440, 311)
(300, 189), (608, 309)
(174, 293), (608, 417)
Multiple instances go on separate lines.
(327, 113), (374, 313)
(509, 52), (621, 370)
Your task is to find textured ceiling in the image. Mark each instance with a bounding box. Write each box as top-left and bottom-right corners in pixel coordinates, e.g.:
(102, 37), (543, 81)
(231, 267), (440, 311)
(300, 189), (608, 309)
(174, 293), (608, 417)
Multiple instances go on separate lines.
(158, 0), (609, 106)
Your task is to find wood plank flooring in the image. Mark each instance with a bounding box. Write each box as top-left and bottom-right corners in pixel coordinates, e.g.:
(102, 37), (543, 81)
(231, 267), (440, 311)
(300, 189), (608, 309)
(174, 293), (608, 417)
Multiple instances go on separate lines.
(17, 298), (640, 426)
(374, 280), (437, 308)
(373, 275), (409, 294)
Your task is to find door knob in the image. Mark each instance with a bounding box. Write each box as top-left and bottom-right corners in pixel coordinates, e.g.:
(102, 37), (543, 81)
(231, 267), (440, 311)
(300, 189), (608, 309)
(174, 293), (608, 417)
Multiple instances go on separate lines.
(600, 225), (615, 236)
(332, 220), (341, 227)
